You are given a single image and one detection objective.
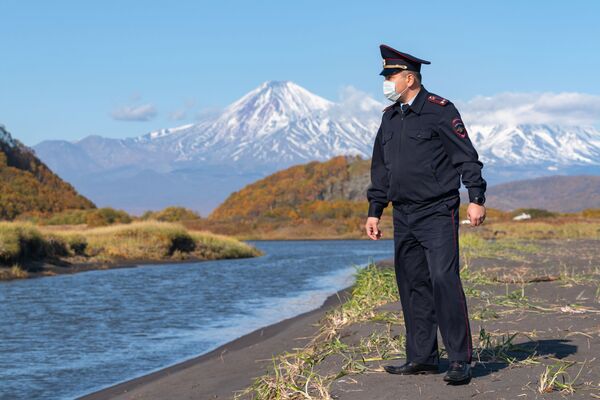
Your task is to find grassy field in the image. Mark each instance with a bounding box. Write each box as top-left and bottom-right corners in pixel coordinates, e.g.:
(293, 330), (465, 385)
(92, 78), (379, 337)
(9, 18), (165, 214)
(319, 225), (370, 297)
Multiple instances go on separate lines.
(0, 220), (263, 281)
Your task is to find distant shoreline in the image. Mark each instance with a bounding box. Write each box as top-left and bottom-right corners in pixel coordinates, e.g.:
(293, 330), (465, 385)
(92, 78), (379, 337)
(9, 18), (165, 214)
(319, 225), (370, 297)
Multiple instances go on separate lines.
(0, 255), (224, 282)
(0, 238), (389, 282)
(0, 220), (263, 282)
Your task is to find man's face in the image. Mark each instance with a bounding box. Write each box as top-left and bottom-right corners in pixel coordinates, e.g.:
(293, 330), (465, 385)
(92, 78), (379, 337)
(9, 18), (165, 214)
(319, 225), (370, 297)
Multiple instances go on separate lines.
(385, 72), (410, 100)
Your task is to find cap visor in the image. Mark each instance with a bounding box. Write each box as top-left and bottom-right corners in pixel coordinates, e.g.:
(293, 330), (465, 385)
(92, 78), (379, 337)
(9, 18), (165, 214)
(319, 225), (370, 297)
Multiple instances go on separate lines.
(380, 69), (401, 76)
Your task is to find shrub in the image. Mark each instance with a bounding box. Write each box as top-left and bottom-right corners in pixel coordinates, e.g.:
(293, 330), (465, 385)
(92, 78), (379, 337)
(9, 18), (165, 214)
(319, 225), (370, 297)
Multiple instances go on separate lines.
(581, 208), (600, 218)
(141, 206), (202, 222)
(65, 234), (88, 256)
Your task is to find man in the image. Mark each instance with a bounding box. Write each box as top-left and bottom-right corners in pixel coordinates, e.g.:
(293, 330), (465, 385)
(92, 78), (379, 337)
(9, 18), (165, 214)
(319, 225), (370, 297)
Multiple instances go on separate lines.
(364, 44), (487, 385)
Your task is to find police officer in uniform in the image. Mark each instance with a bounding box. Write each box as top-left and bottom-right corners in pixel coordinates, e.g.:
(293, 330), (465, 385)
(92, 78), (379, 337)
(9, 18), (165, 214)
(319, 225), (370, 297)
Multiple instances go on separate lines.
(365, 44), (487, 384)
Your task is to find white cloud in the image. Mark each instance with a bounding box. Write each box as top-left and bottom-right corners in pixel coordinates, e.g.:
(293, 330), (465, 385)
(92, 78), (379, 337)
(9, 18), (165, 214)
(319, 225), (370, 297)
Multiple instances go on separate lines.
(111, 104), (157, 121)
(327, 85), (385, 120)
(168, 98), (199, 121)
(169, 110), (187, 121)
(330, 87), (600, 128)
(456, 92), (600, 127)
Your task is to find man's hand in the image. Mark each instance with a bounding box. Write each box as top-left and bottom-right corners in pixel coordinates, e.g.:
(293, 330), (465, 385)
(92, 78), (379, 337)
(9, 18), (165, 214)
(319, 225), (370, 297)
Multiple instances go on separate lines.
(467, 203), (486, 226)
(365, 217), (383, 240)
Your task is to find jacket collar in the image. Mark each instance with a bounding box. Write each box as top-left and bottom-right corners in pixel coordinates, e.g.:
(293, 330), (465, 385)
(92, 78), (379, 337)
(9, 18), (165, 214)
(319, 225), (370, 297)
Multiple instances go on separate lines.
(386, 85), (429, 120)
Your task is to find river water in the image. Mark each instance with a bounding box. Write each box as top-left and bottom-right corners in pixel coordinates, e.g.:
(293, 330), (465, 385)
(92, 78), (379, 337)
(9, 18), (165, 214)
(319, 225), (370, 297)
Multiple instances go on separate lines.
(0, 239), (393, 399)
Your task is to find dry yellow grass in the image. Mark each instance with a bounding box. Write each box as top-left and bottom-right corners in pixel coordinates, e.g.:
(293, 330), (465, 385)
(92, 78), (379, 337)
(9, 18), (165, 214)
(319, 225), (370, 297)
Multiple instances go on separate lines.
(0, 264), (29, 280)
(47, 220), (262, 260)
(481, 218), (600, 240)
(0, 220), (262, 279)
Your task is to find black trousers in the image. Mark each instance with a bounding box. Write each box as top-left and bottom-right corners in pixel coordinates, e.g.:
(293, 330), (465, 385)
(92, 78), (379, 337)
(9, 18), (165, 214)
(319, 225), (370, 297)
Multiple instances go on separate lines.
(392, 195), (472, 364)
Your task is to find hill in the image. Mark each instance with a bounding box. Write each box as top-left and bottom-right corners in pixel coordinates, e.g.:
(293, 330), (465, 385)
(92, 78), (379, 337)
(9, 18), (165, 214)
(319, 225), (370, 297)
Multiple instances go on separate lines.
(209, 155), (370, 221)
(471, 175), (600, 213)
(189, 155), (600, 239)
(188, 155), (370, 238)
(0, 125), (96, 220)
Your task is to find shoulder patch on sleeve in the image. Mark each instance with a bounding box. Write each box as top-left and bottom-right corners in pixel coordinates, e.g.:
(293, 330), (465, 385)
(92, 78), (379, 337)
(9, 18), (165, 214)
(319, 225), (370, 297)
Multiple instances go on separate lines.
(452, 117), (468, 138)
(427, 95), (449, 106)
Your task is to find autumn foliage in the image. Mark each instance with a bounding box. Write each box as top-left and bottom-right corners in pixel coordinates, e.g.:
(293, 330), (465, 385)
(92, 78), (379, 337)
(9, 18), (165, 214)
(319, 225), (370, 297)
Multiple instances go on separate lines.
(0, 139), (95, 220)
(209, 155), (363, 221)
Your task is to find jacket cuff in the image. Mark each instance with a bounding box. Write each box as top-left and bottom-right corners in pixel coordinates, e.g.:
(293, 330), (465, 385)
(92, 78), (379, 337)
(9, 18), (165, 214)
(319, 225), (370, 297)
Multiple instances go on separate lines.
(468, 187), (485, 203)
(368, 202), (386, 218)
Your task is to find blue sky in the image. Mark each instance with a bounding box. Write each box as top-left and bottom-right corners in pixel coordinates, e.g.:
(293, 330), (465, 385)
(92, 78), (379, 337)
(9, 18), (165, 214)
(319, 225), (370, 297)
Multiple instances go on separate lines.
(1, 0), (599, 146)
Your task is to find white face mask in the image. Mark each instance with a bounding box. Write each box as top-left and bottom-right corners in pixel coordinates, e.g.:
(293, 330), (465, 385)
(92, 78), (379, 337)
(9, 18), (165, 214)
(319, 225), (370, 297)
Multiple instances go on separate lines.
(383, 79), (409, 102)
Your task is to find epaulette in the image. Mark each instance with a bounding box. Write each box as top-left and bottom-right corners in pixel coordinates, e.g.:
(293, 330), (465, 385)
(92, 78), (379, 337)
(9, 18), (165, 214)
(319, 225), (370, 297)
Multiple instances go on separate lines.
(382, 104), (394, 113)
(427, 94), (449, 106)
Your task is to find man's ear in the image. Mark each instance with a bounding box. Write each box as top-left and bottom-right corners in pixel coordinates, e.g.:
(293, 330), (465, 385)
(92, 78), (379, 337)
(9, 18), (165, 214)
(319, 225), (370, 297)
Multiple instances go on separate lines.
(408, 73), (417, 88)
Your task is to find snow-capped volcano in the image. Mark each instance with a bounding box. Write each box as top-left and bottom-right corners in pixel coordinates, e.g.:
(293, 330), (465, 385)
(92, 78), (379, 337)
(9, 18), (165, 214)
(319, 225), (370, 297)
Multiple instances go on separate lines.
(219, 80), (334, 134)
(132, 80), (382, 166)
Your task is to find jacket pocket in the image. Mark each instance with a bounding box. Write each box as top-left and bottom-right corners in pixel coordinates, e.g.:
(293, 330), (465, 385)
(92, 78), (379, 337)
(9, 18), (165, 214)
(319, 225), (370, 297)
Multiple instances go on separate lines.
(407, 129), (432, 140)
(382, 129), (394, 145)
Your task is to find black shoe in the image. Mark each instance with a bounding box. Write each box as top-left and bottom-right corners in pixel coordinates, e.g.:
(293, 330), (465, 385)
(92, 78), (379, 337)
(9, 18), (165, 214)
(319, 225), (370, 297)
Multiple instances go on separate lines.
(443, 361), (472, 384)
(384, 361), (439, 375)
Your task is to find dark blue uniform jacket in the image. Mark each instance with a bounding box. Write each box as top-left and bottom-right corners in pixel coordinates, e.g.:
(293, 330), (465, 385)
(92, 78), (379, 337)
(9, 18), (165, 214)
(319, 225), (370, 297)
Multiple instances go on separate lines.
(367, 85), (487, 218)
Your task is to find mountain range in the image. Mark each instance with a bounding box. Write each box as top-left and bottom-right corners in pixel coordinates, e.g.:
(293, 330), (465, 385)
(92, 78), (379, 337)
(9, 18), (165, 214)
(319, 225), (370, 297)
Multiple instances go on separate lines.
(30, 81), (600, 215)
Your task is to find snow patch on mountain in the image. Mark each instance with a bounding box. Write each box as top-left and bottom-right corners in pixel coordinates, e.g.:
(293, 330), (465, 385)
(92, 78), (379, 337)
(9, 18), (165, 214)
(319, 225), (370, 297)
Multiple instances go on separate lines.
(144, 123), (195, 140)
(468, 124), (600, 166)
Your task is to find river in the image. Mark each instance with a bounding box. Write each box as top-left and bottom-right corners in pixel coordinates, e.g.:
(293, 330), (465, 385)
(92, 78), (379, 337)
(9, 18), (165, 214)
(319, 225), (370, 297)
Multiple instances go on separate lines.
(0, 239), (393, 399)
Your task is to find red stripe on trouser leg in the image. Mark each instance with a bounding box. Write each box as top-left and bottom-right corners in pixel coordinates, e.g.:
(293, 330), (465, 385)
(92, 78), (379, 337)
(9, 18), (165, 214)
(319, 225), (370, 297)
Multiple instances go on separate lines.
(451, 208), (472, 361)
